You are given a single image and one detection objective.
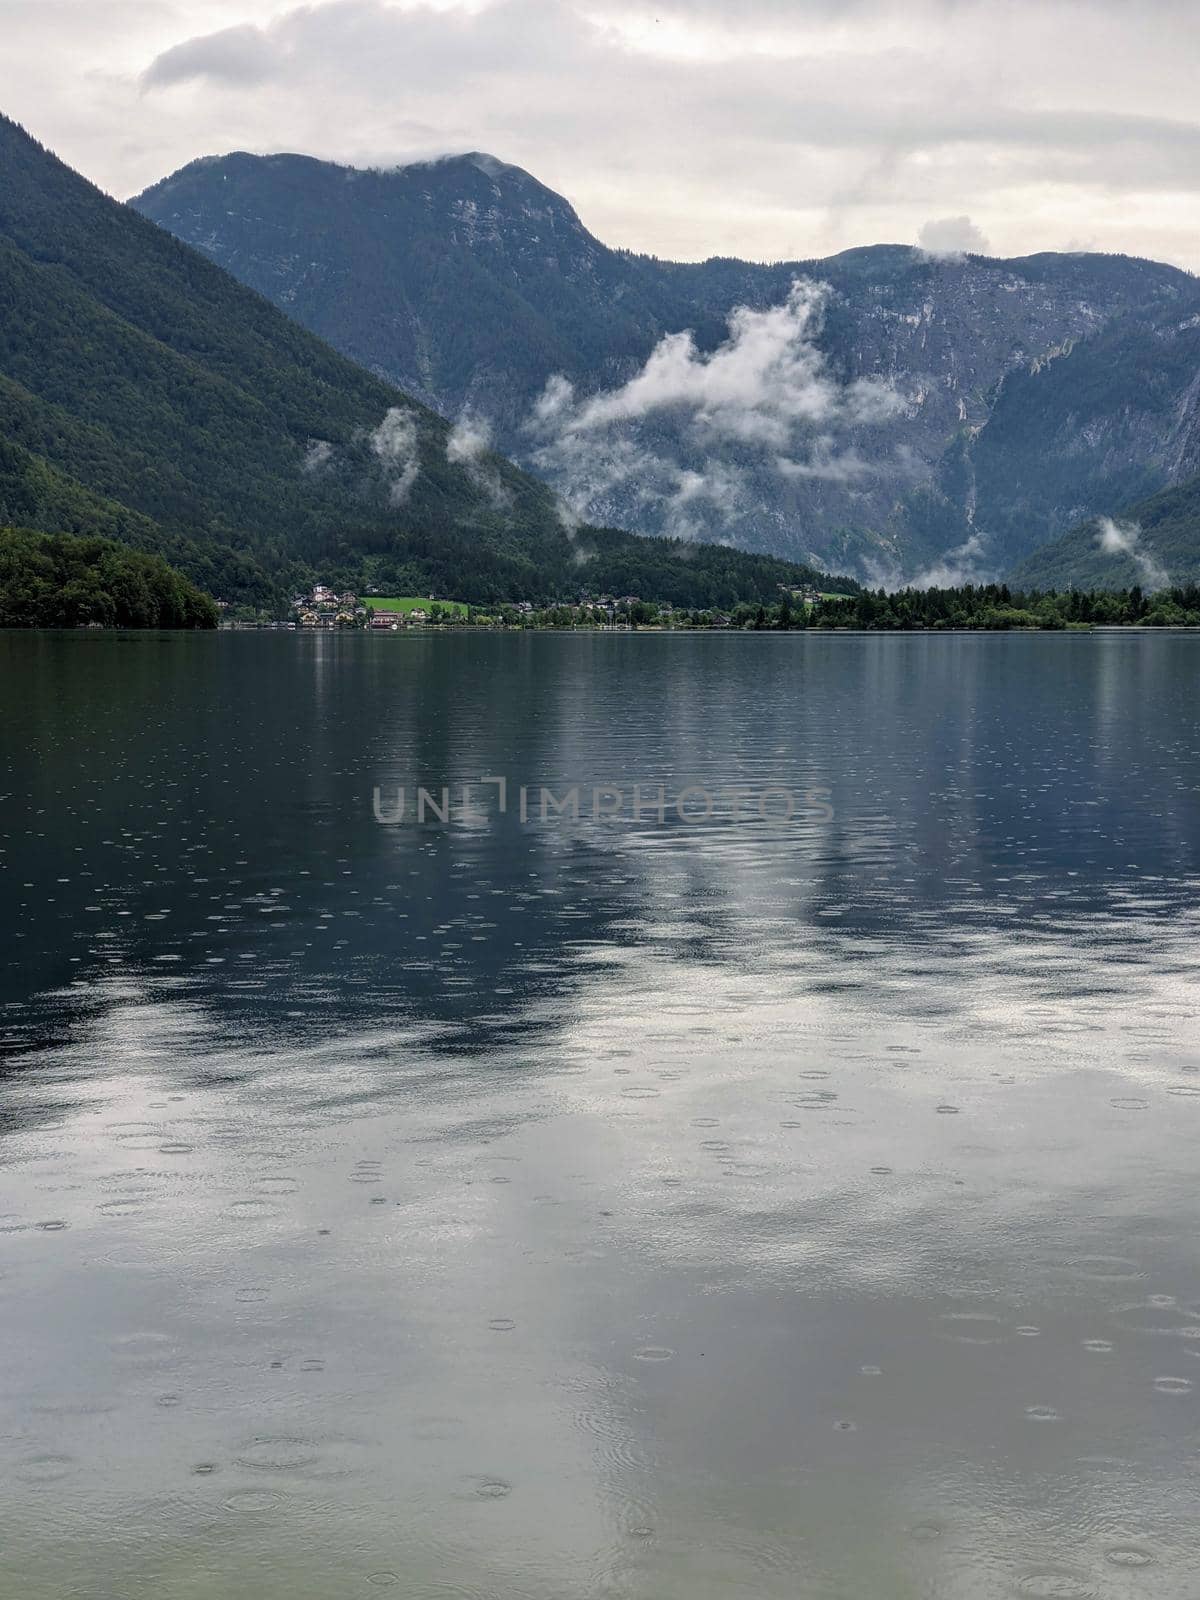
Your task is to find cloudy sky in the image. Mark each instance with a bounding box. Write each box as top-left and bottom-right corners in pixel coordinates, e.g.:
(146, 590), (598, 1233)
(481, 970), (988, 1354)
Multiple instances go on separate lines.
(4, 0), (1200, 267)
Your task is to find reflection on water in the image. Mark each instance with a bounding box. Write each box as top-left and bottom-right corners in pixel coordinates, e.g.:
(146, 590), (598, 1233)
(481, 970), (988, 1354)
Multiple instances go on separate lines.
(2, 630), (1199, 1598)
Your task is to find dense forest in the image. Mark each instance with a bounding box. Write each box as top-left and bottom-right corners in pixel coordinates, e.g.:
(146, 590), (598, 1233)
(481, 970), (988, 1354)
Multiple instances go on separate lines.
(760, 583), (1200, 629)
(394, 583), (1200, 629)
(0, 527), (217, 628)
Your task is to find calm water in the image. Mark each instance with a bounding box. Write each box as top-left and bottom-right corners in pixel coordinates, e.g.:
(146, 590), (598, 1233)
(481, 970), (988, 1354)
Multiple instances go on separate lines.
(2, 630), (1200, 1599)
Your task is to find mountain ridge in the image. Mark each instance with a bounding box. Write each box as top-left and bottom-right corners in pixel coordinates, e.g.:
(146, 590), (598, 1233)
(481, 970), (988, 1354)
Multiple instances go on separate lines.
(132, 148), (1197, 580)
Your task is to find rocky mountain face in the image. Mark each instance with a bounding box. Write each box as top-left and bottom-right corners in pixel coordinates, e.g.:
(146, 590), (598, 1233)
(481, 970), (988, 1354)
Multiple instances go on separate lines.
(133, 151), (1198, 581)
(947, 302), (1200, 572)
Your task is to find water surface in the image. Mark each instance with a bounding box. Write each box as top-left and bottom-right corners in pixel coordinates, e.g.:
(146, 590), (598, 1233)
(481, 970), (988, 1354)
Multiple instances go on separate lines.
(2, 630), (1199, 1598)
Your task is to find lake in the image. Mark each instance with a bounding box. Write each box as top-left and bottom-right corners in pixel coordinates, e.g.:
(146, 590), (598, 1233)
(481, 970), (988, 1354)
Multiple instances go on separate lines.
(2, 629), (1199, 1599)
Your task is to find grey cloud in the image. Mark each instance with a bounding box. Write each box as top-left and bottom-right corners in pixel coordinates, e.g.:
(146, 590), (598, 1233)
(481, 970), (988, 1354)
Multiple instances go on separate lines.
(588, 0), (1199, 26)
(10, 0), (1200, 267)
(140, 2), (1200, 179)
(142, 22), (279, 89)
(143, 0), (594, 91)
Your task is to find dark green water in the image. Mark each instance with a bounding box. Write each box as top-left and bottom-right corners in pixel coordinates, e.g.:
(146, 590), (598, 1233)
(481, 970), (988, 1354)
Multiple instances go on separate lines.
(2, 629), (1199, 1598)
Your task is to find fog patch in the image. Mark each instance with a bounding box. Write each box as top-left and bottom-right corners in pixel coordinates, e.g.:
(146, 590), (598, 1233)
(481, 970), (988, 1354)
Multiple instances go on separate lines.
(911, 531), (993, 588)
(369, 406), (421, 506)
(1096, 517), (1169, 590)
(447, 412), (510, 509)
(302, 439), (334, 474)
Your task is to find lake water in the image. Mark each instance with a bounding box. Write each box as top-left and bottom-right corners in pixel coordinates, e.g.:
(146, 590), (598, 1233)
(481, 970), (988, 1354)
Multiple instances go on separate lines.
(2, 629), (1200, 1599)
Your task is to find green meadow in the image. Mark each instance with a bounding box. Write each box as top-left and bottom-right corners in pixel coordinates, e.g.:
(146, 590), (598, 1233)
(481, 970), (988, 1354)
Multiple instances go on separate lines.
(365, 595), (469, 617)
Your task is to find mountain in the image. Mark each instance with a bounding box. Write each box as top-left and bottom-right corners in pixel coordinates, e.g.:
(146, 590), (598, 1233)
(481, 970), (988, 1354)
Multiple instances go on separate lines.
(0, 115), (842, 611)
(912, 296), (1200, 578)
(133, 150), (1196, 580)
(1012, 473), (1200, 590)
(134, 151), (694, 440)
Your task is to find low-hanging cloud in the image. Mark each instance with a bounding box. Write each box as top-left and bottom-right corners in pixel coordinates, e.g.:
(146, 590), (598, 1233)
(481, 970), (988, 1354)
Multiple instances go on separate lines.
(533, 424), (747, 541)
(369, 406), (421, 506)
(446, 412), (511, 508)
(529, 278), (903, 537)
(1096, 516), (1170, 589)
(541, 280), (900, 446)
(774, 439), (875, 482)
(916, 215), (991, 260)
(302, 438), (334, 474)
(910, 530), (993, 588)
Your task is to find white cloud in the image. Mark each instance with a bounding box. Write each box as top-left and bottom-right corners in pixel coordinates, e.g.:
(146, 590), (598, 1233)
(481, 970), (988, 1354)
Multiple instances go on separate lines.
(446, 411), (510, 507)
(774, 440), (875, 482)
(1096, 516), (1170, 589)
(446, 412), (493, 464)
(302, 438), (334, 473)
(555, 280), (900, 445)
(532, 427), (735, 541)
(529, 277), (902, 537)
(368, 405), (421, 505)
(916, 215), (990, 260)
(911, 531), (992, 588)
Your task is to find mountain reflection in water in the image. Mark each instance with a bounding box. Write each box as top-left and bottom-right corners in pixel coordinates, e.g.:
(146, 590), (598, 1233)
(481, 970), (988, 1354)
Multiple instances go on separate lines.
(2, 630), (1198, 1598)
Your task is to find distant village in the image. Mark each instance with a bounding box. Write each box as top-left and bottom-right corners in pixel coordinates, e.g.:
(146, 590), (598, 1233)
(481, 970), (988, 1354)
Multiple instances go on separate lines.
(218, 581), (826, 630)
(296, 584), (385, 628)
(290, 583), (683, 629)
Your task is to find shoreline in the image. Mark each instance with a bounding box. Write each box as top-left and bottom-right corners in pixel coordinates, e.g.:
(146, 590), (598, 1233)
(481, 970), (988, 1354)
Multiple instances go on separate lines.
(7, 623), (1200, 637)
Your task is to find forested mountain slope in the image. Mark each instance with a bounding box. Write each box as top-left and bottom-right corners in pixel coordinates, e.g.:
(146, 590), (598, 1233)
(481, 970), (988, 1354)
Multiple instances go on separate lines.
(1013, 472), (1200, 589)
